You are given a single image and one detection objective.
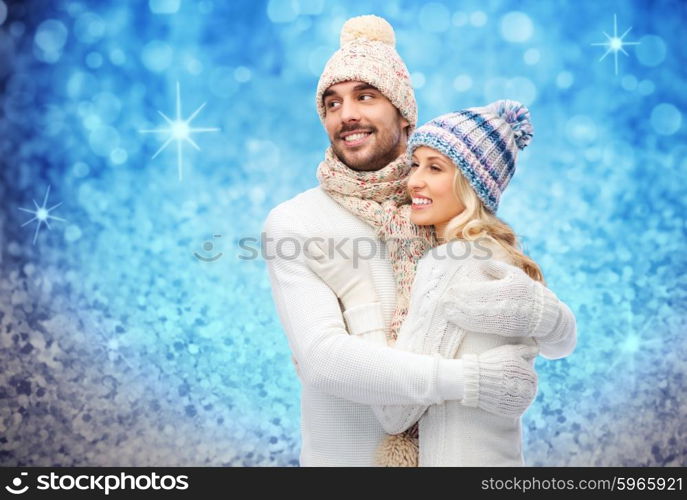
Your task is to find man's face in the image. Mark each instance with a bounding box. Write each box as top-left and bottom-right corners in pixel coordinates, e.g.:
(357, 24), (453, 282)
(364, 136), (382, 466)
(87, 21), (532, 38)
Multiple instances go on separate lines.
(322, 81), (410, 172)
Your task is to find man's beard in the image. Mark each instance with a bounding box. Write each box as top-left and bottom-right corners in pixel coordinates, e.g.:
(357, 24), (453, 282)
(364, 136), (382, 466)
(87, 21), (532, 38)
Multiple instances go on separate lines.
(331, 126), (404, 172)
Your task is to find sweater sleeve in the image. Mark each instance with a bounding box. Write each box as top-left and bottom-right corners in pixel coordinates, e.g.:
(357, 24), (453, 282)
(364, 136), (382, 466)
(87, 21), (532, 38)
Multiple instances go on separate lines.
(534, 296), (577, 360)
(367, 325), (449, 434)
(368, 256), (468, 435)
(263, 206), (456, 406)
(438, 254), (578, 358)
(368, 324), (467, 435)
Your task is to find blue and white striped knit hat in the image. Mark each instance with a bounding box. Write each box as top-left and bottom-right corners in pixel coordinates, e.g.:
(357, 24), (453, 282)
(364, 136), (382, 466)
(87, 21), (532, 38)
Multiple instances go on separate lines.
(407, 99), (534, 213)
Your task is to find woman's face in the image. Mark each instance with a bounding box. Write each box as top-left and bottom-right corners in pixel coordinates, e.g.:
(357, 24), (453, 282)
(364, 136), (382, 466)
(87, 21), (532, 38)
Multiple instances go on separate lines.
(407, 146), (465, 230)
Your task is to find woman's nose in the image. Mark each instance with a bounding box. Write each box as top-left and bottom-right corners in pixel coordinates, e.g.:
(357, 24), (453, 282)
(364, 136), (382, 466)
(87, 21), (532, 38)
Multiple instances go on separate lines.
(407, 168), (425, 190)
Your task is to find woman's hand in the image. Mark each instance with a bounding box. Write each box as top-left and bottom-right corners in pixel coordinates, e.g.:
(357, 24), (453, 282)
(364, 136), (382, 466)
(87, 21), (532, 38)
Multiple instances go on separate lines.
(304, 239), (379, 310)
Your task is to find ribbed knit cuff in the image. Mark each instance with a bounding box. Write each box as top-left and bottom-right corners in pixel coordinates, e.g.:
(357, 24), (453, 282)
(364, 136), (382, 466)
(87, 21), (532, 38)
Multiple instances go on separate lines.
(361, 329), (388, 345)
(460, 354), (480, 408)
(531, 284), (563, 342)
(537, 301), (576, 355)
(436, 358), (464, 402)
(343, 302), (385, 336)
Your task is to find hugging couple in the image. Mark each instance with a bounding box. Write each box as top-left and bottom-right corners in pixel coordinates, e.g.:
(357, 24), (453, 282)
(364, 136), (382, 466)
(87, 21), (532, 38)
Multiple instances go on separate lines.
(264, 15), (576, 467)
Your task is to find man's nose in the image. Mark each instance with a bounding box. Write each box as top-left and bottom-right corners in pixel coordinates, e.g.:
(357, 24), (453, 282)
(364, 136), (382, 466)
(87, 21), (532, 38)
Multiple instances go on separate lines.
(340, 98), (361, 123)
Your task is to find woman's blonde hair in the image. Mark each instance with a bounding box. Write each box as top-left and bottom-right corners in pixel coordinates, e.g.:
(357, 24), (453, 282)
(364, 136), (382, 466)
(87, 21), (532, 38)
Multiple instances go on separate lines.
(443, 168), (545, 284)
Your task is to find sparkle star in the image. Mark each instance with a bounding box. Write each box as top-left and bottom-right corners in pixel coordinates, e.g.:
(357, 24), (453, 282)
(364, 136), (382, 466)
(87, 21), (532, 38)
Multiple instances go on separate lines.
(140, 81), (220, 181)
(591, 14), (641, 75)
(18, 185), (66, 245)
(606, 309), (664, 390)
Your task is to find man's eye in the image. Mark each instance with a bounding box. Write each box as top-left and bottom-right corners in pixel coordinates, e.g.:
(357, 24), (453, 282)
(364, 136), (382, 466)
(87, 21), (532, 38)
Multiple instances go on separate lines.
(326, 101), (340, 108)
(359, 94), (374, 101)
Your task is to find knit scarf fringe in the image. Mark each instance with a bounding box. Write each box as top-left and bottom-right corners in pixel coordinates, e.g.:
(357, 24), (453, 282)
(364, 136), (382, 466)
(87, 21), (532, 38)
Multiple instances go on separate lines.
(317, 147), (435, 466)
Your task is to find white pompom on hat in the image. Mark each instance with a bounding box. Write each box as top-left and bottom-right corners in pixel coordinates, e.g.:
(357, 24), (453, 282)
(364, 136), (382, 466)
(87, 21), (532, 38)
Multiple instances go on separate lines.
(339, 15), (396, 46)
(315, 15), (417, 132)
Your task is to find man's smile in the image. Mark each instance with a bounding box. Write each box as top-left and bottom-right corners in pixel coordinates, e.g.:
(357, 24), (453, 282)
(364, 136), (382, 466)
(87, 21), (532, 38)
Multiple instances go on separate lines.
(340, 129), (373, 148)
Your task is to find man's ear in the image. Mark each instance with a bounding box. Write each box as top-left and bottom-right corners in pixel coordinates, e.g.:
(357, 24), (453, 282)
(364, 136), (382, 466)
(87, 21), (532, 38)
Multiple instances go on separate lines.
(401, 117), (411, 138)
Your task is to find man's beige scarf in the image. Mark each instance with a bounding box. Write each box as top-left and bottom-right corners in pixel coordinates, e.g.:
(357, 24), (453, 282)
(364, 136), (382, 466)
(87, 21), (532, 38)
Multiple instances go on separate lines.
(317, 146), (437, 466)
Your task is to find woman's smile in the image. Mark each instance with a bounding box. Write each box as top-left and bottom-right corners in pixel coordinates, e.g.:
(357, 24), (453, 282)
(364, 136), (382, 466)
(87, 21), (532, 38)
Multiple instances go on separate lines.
(411, 194), (433, 210)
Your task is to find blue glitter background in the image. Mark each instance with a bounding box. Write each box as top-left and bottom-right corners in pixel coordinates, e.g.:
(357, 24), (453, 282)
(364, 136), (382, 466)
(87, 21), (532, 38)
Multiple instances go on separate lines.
(0, 0), (685, 466)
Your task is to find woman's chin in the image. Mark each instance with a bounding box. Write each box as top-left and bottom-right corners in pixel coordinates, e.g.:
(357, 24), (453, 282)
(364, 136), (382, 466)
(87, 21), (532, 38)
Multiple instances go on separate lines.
(410, 213), (434, 226)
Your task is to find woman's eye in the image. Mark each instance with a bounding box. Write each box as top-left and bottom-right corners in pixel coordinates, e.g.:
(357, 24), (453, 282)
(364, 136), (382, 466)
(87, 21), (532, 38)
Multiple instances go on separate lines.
(430, 165), (441, 171)
(410, 162), (419, 168)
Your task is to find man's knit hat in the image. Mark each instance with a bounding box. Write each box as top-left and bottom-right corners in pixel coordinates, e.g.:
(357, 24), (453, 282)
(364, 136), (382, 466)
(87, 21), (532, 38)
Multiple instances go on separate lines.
(315, 15), (417, 132)
(407, 100), (534, 213)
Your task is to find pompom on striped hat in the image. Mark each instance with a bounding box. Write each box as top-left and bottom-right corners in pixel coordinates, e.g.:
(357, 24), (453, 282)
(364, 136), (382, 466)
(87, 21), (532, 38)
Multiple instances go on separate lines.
(315, 15), (417, 133)
(407, 100), (534, 213)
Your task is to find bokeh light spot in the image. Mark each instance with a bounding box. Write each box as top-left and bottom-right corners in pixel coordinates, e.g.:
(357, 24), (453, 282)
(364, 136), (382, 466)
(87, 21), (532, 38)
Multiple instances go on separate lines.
(566, 115), (597, 145)
(234, 66), (252, 83)
(411, 72), (426, 89)
(141, 41), (173, 73)
(149, 0), (181, 15)
(556, 71), (574, 89)
(453, 74), (472, 92)
(110, 148), (128, 165)
(89, 125), (120, 157)
(34, 19), (68, 63)
(524, 48), (540, 65)
(650, 103), (682, 136)
(86, 51), (103, 69)
(621, 74), (638, 91)
(72, 162), (90, 178)
(470, 11), (487, 27)
(65, 224), (83, 242)
(74, 12), (106, 44)
(635, 35), (667, 67)
(0, 1), (7, 26)
(452, 11), (468, 26)
(638, 79), (655, 96)
(267, 0), (299, 23)
(109, 48), (126, 66)
(500, 11), (533, 43)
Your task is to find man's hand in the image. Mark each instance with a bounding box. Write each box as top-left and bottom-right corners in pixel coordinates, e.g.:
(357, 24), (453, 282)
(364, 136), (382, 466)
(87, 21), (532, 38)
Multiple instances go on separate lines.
(461, 344), (539, 418)
(441, 259), (545, 338)
(304, 239), (379, 310)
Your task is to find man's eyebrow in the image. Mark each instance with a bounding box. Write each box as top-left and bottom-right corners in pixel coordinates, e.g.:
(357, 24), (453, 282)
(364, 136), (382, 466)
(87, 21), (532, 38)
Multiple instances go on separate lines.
(352, 83), (379, 92)
(322, 88), (338, 100)
(322, 83), (380, 101)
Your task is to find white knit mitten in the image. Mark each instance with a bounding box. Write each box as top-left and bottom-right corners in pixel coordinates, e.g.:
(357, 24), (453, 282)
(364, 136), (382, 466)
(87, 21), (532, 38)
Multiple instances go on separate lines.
(461, 344), (538, 418)
(304, 239), (379, 310)
(441, 258), (560, 340)
(531, 287), (572, 345)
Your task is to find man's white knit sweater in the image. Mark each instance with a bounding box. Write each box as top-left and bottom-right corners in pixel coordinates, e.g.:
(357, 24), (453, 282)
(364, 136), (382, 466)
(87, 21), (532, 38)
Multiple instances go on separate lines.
(263, 187), (575, 466)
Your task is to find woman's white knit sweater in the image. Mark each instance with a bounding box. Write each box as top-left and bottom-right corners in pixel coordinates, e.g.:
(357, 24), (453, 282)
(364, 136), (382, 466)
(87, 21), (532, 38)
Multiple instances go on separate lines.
(361, 240), (577, 466)
(263, 187), (576, 466)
